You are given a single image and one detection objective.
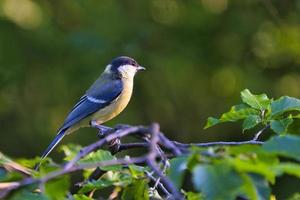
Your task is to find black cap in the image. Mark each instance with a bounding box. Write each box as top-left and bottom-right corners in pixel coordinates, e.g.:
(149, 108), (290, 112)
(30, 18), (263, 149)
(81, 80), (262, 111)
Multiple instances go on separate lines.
(110, 56), (139, 72)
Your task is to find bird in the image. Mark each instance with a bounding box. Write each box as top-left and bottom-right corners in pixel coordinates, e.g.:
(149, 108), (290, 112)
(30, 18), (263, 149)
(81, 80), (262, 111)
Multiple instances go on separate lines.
(38, 56), (145, 164)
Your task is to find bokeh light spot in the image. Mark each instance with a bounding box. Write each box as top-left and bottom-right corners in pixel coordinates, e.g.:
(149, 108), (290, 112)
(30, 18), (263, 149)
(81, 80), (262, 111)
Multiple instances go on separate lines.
(253, 22), (276, 59)
(211, 67), (239, 97)
(2, 0), (43, 29)
(201, 0), (228, 14)
(150, 0), (179, 25)
(276, 74), (300, 97)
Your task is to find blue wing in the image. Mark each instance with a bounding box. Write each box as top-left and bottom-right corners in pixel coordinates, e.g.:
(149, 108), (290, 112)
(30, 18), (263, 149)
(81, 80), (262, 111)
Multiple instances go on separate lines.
(58, 78), (123, 132)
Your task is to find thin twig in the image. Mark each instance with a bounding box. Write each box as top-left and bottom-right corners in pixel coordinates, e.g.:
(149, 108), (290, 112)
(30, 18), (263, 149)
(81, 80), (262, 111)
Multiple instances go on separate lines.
(64, 126), (145, 170)
(173, 140), (264, 148)
(252, 125), (270, 141)
(158, 133), (182, 156)
(146, 159), (182, 200)
(146, 123), (183, 200)
(1, 123), (265, 199)
(145, 170), (171, 197)
(119, 142), (149, 151)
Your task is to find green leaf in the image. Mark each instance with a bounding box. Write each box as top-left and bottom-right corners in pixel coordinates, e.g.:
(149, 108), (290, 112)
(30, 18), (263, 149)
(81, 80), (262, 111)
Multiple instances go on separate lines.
(8, 188), (48, 200)
(16, 157), (42, 169)
(59, 144), (82, 161)
(271, 163), (300, 178)
(45, 176), (70, 200)
(80, 171), (132, 193)
(241, 174), (270, 200)
(240, 174), (257, 200)
(292, 114), (300, 119)
(121, 179), (149, 200)
(79, 179), (114, 193)
(242, 115), (261, 132)
(204, 117), (220, 129)
(192, 164), (243, 200)
(79, 149), (122, 171)
(204, 104), (259, 129)
(0, 169), (24, 182)
(270, 116), (293, 134)
(107, 171), (132, 187)
(271, 96), (300, 117)
(240, 173), (271, 200)
(37, 159), (60, 177)
(263, 135), (300, 161)
(0, 168), (6, 180)
(185, 191), (204, 200)
(227, 145), (262, 155)
(128, 165), (145, 179)
(82, 168), (95, 179)
(167, 156), (188, 189)
(187, 151), (201, 170)
(220, 104), (259, 122)
(250, 174), (271, 200)
(229, 158), (276, 183)
(228, 145), (279, 165)
(241, 89), (270, 110)
(73, 194), (94, 200)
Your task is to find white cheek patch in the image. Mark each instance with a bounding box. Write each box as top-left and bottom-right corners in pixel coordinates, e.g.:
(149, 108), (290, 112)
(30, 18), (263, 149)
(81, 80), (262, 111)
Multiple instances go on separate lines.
(118, 64), (137, 78)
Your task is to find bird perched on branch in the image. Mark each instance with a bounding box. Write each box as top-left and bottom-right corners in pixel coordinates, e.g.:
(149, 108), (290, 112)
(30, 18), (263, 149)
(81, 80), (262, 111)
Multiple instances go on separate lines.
(38, 56), (145, 165)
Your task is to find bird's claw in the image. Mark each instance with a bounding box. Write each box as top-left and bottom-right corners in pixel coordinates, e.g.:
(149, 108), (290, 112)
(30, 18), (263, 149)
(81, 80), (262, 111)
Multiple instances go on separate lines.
(90, 120), (113, 138)
(97, 130), (105, 138)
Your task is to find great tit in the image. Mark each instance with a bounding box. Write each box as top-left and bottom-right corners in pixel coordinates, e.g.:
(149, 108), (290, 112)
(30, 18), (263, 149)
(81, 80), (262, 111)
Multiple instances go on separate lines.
(39, 56), (145, 162)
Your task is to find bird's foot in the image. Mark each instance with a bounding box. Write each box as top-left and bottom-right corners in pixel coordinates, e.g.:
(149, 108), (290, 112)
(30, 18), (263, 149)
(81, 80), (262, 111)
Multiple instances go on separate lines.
(97, 130), (105, 139)
(90, 121), (112, 138)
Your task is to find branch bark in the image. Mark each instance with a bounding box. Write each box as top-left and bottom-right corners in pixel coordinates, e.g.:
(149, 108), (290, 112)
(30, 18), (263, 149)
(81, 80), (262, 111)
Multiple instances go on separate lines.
(0, 123), (265, 199)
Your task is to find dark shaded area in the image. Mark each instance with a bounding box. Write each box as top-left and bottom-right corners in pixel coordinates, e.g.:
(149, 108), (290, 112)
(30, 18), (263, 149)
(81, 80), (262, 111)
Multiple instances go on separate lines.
(0, 0), (300, 197)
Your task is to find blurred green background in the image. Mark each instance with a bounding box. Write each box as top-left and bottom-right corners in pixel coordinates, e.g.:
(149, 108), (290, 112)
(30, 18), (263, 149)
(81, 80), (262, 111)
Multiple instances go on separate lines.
(0, 0), (300, 198)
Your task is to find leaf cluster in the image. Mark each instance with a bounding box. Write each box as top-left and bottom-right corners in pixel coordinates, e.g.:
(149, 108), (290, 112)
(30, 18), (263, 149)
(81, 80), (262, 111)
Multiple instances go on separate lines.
(1, 89), (300, 200)
(205, 89), (300, 135)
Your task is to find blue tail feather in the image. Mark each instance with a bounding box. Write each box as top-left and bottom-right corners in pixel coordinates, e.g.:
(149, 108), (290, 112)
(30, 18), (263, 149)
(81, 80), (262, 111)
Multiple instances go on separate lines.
(35, 129), (66, 170)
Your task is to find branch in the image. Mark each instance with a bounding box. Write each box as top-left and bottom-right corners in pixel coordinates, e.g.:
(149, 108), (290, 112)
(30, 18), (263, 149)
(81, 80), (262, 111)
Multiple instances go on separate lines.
(64, 126), (147, 170)
(173, 140), (263, 148)
(119, 142), (149, 151)
(146, 123), (183, 200)
(0, 123), (265, 199)
(145, 170), (171, 197)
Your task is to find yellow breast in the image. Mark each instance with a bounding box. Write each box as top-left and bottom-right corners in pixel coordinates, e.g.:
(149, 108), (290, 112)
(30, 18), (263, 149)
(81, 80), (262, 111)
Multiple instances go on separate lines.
(91, 79), (133, 124)
(65, 74), (135, 135)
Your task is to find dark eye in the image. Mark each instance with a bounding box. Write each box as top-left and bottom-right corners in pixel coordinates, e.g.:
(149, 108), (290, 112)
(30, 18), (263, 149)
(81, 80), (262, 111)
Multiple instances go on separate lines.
(131, 61), (137, 67)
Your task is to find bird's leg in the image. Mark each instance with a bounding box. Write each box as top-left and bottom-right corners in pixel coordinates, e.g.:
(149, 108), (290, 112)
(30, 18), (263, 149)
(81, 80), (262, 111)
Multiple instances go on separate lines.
(90, 121), (121, 152)
(90, 120), (111, 138)
(114, 124), (131, 130)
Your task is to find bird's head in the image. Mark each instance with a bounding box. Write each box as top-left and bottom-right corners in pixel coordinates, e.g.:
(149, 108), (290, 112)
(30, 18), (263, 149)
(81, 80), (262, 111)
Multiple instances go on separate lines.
(105, 56), (145, 79)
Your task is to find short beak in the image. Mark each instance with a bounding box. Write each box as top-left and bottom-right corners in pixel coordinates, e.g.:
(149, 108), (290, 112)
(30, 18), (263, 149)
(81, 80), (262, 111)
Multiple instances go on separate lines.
(137, 65), (146, 71)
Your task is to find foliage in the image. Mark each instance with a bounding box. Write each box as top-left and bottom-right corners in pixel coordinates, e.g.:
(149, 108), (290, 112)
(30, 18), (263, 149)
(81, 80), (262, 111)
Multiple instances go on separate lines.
(1, 89), (300, 200)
